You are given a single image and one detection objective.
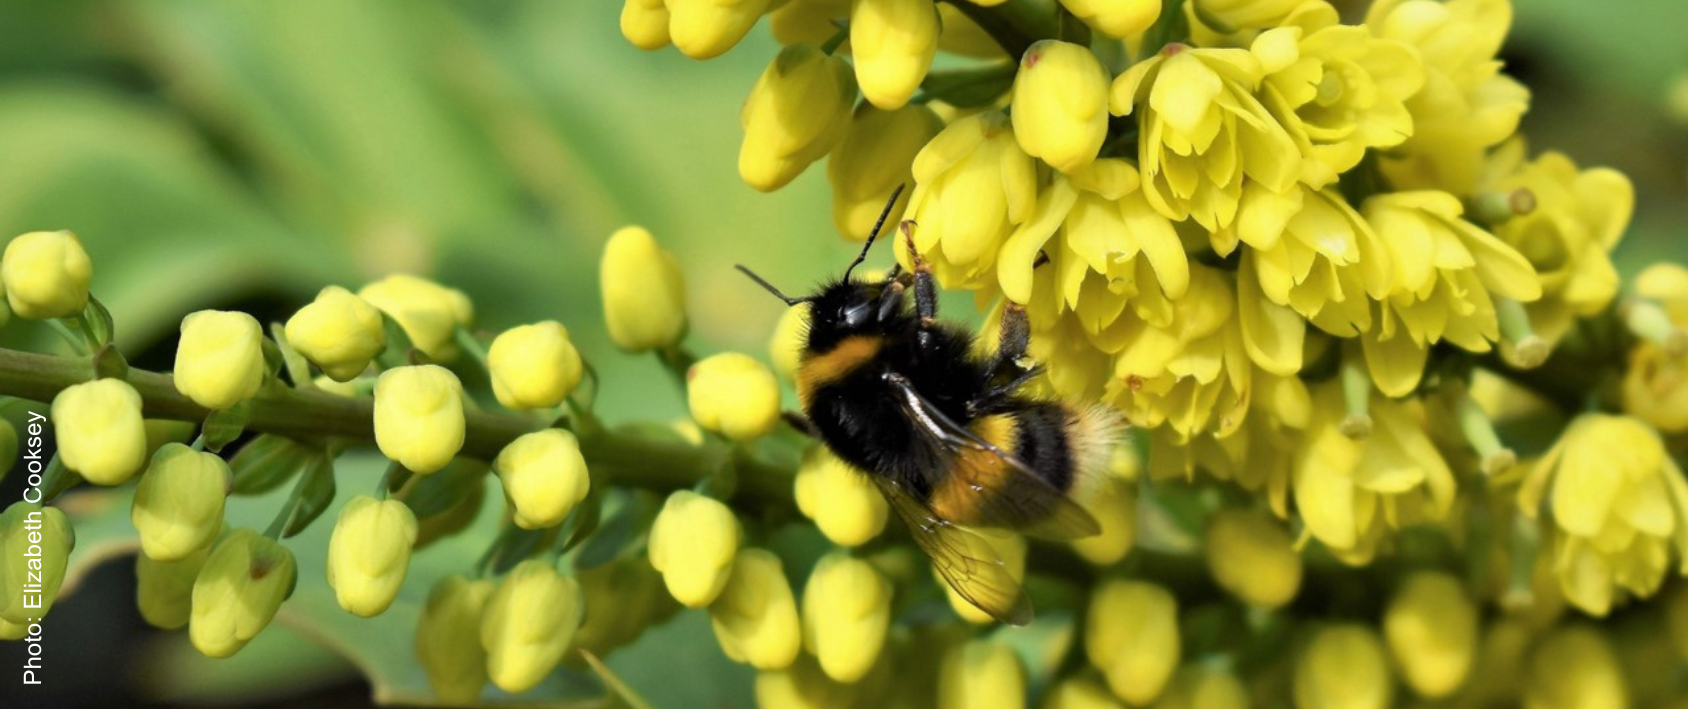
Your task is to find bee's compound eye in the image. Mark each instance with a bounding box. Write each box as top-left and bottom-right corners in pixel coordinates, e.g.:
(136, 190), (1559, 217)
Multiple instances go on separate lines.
(842, 303), (871, 327)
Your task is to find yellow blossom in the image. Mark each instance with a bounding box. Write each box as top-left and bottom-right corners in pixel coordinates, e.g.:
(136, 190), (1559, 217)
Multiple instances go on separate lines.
(493, 429), (590, 530)
(1205, 507), (1301, 607)
(1188, 0), (1305, 37)
(52, 378), (148, 485)
(1011, 40), (1111, 174)
(487, 321), (584, 410)
(688, 352), (782, 440)
(1523, 626), (1628, 709)
(769, 301), (812, 380)
(0, 503), (72, 624)
(828, 104), (943, 240)
(2, 230), (92, 319)
(480, 559), (585, 693)
(136, 542), (210, 630)
(602, 225), (688, 352)
(174, 310), (266, 410)
(1153, 666), (1250, 709)
(1518, 414), (1688, 616)
(1625, 264), (1688, 432)
(710, 548), (802, 669)
(1294, 624), (1393, 709)
(900, 112), (1038, 290)
(373, 364), (466, 474)
(416, 575), (494, 704)
(802, 552), (893, 682)
(649, 490), (741, 607)
(740, 44), (856, 192)
(1060, 0), (1160, 39)
(189, 528), (297, 658)
(667, 0), (771, 59)
(284, 286), (386, 382)
(326, 495), (418, 618)
(850, 0), (938, 109)
(1150, 369), (1308, 517)
(357, 274), (473, 362)
(620, 0), (670, 50)
(1086, 579), (1179, 705)
(1384, 571), (1476, 699)
(938, 639), (1026, 709)
(1044, 674), (1124, 709)
(794, 448), (888, 547)
(132, 443), (229, 562)
(1071, 475), (1136, 565)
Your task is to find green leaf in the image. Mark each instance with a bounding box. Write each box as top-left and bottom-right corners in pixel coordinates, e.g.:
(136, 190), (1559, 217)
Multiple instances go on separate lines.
(282, 454), (337, 538)
(229, 435), (321, 496)
(396, 457), (489, 518)
(574, 489), (658, 570)
(83, 296), (116, 348)
(202, 402), (251, 453)
(920, 64), (1018, 109)
(268, 322), (315, 388)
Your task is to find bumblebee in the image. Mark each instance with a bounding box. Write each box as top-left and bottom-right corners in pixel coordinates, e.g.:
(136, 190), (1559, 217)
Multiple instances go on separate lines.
(738, 189), (1120, 626)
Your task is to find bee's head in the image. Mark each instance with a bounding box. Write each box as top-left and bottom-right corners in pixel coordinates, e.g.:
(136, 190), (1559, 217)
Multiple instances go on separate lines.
(735, 267), (904, 352)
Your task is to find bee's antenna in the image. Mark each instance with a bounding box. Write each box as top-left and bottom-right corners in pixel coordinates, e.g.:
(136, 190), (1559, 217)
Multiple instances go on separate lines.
(842, 184), (907, 283)
(736, 265), (808, 306)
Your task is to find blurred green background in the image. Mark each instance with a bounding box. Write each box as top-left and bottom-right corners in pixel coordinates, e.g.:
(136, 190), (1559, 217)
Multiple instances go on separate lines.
(0, 0), (1682, 706)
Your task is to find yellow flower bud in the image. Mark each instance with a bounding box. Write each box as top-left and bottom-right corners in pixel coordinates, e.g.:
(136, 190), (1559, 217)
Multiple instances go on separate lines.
(0, 503), (73, 624)
(488, 321), (584, 410)
(326, 495), (417, 617)
(136, 542), (210, 629)
(620, 0), (670, 50)
(1294, 624), (1393, 709)
(850, 0), (939, 109)
(1012, 40), (1111, 173)
(902, 112), (1039, 289)
(1043, 674), (1124, 709)
(2, 230), (92, 319)
(284, 286), (386, 382)
(802, 552), (893, 682)
(794, 448), (888, 547)
(357, 274), (473, 361)
(668, 0), (771, 59)
(688, 352), (782, 441)
(51, 378), (147, 485)
(1085, 579), (1179, 705)
(769, 302), (812, 380)
(754, 653), (875, 709)
(373, 364), (466, 474)
(190, 528), (297, 658)
(416, 575), (494, 704)
(132, 443), (229, 562)
(1204, 508), (1301, 608)
(0, 618), (27, 641)
(771, 0), (852, 47)
(480, 559), (585, 693)
(1384, 572), (1477, 699)
(938, 639), (1026, 709)
(828, 104), (943, 240)
(943, 532), (1025, 624)
(1071, 475), (1136, 565)
(740, 44), (856, 192)
(649, 490), (741, 606)
(601, 226), (688, 353)
(1061, 0), (1160, 37)
(174, 310), (266, 410)
(493, 429), (590, 530)
(1523, 626), (1628, 709)
(710, 548), (801, 669)
(1153, 666), (1249, 709)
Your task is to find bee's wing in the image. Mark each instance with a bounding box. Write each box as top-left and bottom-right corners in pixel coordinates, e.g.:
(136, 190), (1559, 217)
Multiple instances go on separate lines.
(871, 476), (1033, 627)
(884, 373), (1101, 539)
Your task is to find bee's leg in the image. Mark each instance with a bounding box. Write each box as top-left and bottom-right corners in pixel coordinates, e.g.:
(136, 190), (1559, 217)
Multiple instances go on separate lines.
(991, 302), (1032, 375)
(900, 220), (940, 347)
(783, 411), (817, 438)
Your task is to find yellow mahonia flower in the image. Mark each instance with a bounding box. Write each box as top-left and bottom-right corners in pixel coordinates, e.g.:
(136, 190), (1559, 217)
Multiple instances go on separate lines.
(1109, 41), (1299, 231)
(769, 301), (812, 380)
(740, 44), (856, 192)
(1188, 0), (1306, 38)
(1153, 665), (1250, 709)
(1043, 674), (1124, 709)
(1085, 579), (1180, 705)
(416, 575), (493, 705)
(1152, 369), (1308, 517)
(1518, 414), (1688, 616)
(794, 448), (888, 547)
(938, 639), (1026, 709)
(828, 104), (943, 241)
(900, 112), (1038, 290)
(620, 0), (670, 50)
(2, 230), (92, 319)
(174, 310), (266, 411)
(1523, 626), (1629, 709)
(709, 548), (802, 669)
(1293, 382), (1457, 554)
(688, 352), (783, 441)
(487, 321), (583, 410)
(132, 443), (229, 562)
(1384, 571), (1477, 699)
(1205, 507), (1301, 608)
(373, 364), (466, 474)
(851, 0), (938, 110)
(1294, 624), (1393, 709)
(480, 559), (585, 693)
(649, 490), (741, 607)
(1360, 191), (1541, 396)
(1011, 40), (1111, 174)
(493, 429), (590, 530)
(1625, 264), (1688, 432)
(668, 0), (771, 59)
(52, 378), (148, 485)
(1060, 0), (1160, 39)
(1478, 139), (1634, 348)
(357, 274), (473, 362)
(1367, 0), (1529, 194)
(285, 285), (386, 382)
(802, 551), (893, 682)
(326, 495), (418, 618)
(942, 532), (1025, 624)
(189, 528), (297, 658)
(135, 541), (210, 630)
(0, 503), (72, 624)
(1257, 9), (1425, 188)
(602, 225), (688, 353)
